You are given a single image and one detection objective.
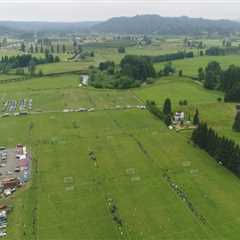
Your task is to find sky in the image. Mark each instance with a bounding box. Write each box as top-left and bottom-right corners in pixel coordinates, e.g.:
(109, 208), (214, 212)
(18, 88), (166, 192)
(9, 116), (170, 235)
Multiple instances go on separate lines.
(0, 0), (240, 22)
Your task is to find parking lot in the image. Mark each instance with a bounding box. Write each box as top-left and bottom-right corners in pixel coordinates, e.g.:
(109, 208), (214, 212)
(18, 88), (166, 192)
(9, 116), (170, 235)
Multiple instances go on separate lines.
(0, 146), (30, 183)
(0, 149), (22, 180)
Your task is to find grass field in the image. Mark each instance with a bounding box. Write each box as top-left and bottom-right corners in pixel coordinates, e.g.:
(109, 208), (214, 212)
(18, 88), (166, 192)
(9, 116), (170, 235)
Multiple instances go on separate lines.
(0, 74), (141, 111)
(133, 76), (223, 106)
(155, 55), (240, 78)
(2, 108), (240, 240)
(35, 61), (93, 74)
(1, 38), (240, 240)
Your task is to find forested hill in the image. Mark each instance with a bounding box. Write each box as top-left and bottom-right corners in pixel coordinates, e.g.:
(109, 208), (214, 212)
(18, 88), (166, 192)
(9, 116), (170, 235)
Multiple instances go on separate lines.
(1, 15), (240, 35)
(92, 15), (240, 35)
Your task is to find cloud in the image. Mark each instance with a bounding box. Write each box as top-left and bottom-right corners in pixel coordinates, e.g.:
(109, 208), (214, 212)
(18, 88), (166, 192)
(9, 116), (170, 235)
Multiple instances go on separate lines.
(0, 0), (240, 21)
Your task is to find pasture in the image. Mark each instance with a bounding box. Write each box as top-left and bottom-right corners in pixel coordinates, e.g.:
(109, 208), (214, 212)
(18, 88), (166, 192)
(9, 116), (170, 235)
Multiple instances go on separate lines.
(155, 55), (240, 78)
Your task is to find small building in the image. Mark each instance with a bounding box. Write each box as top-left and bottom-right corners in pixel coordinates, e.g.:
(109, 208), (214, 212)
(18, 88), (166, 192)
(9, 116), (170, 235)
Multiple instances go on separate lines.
(174, 112), (185, 122)
(80, 75), (89, 86)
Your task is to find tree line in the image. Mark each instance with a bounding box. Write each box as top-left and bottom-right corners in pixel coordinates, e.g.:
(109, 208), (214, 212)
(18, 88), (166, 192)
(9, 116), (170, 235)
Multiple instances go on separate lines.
(21, 42), (69, 54)
(206, 46), (240, 56)
(0, 53), (60, 74)
(89, 55), (156, 89)
(145, 51), (194, 64)
(198, 61), (240, 102)
(192, 122), (240, 176)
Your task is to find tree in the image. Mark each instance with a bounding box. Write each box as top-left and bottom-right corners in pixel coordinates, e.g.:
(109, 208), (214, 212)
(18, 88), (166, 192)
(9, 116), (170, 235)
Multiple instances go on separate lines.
(73, 40), (77, 49)
(35, 45), (39, 53)
(29, 44), (34, 53)
(21, 42), (26, 52)
(54, 56), (60, 62)
(99, 61), (115, 72)
(62, 44), (66, 53)
(198, 67), (205, 81)
(50, 45), (55, 53)
(163, 98), (172, 115)
(204, 61), (222, 89)
(118, 47), (126, 54)
(57, 44), (60, 53)
(193, 109), (200, 126)
(78, 45), (83, 53)
(28, 60), (36, 76)
(120, 55), (156, 81)
(164, 114), (172, 126)
(40, 45), (44, 53)
(163, 62), (175, 76)
(44, 48), (50, 59)
(233, 112), (240, 132)
(38, 69), (43, 77)
(179, 70), (183, 77)
(225, 82), (240, 102)
(220, 65), (240, 92)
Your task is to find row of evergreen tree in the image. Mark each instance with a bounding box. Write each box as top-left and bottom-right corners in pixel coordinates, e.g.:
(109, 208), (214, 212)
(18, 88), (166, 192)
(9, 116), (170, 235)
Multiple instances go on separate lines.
(145, 100), (169, 124)
(20, 43), (72, 54)
(145, 51), (194, 64)
(192, 122), (240, 176)
(0, 53), (60, 73)
(205, 46), (240, 56)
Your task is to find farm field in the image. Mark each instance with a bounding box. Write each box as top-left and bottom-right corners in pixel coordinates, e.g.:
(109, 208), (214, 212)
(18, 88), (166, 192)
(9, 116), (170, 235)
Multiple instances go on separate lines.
(2, 108), (240, 239)
(133, 76), (223, 106)
(1, 33), (240, 240)
(0, 74), (22, 81)
(0, 74), (142, 111)
(133, 76), (238, 143)
(0, 69), (237, 239)
(35, 61), (93, 74)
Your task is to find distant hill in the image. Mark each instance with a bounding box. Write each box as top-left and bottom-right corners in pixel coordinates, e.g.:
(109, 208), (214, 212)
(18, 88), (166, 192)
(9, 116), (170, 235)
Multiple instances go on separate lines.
(1, 16), (240, 36)
(92, 15), (240, 35)
(0, 25), (15, 35)
(0, 21), (99, 33)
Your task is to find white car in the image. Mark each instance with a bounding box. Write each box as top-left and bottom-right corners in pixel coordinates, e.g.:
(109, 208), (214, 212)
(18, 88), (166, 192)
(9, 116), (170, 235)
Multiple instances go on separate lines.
(0, 232), (6, 237)
(0, 224), (7, 229)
